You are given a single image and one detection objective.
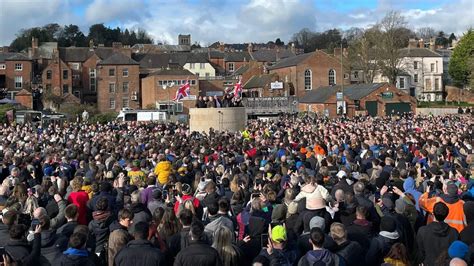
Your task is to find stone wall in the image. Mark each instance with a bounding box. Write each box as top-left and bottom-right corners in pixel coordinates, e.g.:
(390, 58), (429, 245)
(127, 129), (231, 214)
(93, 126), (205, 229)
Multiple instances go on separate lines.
(416, 108), (459, 115)
(189, 107), (246, 133)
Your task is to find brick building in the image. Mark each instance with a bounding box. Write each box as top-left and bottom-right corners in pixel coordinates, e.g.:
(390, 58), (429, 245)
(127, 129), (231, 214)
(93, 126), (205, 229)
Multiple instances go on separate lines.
(299, 83), (416, 118)
(268, 50), (349, 98)
(141, 69), (198, 114)
(4, 53), (33, 99)
(96, 53), (140, 113)
(42, 50), (73, 97)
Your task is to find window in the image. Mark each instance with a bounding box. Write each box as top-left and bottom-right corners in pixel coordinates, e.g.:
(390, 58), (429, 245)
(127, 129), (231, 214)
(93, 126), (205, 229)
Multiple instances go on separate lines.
(122, 98), (129, 108)
(205, 72), (210, 78)
(353, 71), (358, 79)
(89, 68), (96, 78)
(14, 76), (22, 88)
(200, 63), (205, 69)
(175, 102), (183, 112)
(14, 64), (22, 71)
(328, 69), (336, 86)
(158, 80), (163, 86)
(62, 84), (69, 94)
(0, 64), (5, 69)
(62, 70), (68, 79)
(109, 98), (116, 109)
(304, 69), (312, 90)
(435, 78), (440, 90)
(414, 61), (418, 70)
(73, 74), (80, 80)
(414, 74), (418, 83)
(123, 82), (129, 93)
(189, 63), (195, 69)
(46, 70), (52, 80)
(122, 68), (128, 77)
(399, 77), (405, 89)
(191, 80), (196, 85)
(109, 83), (116, 93)
(73, 91), (80, 98)
(430, 63), (435, 72)
(228, 63), (234, 72)
(90, 78), (96, 92)
(425, 78), (432, 91)
(109, 68), (115, 76)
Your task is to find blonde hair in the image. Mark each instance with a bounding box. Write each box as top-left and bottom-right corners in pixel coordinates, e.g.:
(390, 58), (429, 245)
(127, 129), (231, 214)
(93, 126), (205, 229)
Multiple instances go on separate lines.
(212, 227), (237, 266)
(71, 178), (83, 192)
(329, 222), (347, 244)
(23, 195), (39, 216)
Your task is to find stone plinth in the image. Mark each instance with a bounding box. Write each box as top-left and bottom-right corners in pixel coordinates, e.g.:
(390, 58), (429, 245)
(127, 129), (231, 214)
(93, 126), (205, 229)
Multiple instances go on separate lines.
(189, 107), (246, 133)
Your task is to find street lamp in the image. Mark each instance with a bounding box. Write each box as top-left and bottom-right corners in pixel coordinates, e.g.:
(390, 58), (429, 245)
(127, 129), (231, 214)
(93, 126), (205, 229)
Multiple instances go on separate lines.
(162, 82), (175, 119)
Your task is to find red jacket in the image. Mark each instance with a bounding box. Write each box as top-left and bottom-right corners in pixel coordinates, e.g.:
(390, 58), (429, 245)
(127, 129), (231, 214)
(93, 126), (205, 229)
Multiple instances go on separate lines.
(68, 191), (89, 225)
(173, 195), (200, 215)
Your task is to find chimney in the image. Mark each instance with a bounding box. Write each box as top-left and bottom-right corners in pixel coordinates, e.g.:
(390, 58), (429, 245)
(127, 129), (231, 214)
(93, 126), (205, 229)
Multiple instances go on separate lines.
(418, 39), (424, 48)
(408, 38), (418, 49)
(112, 42), (123, 51)
(89, 39), (95, 51)
(247, 43), (253, 53)
(32, 37), (38, 50)
(429, 38), (435, 51)
(333, 48), (342, 57)
(219, 42), (225, 52)
(276, 48), (280, 62)
(52, 48), (59, 63)
(290, 43), (296, 54)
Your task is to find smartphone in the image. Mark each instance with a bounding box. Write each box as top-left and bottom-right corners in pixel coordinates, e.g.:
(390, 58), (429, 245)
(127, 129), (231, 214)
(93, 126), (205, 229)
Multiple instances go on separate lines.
(374, 191), (381, 201)
(0, 247), (7, 260)
(261, 233), (269, 248)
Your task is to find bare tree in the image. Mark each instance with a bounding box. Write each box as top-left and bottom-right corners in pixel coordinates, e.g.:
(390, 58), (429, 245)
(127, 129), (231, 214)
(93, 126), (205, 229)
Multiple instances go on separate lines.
(346, 27), (381, 83)
(416, 27), (436, 41)
(377, 11), (409, 85)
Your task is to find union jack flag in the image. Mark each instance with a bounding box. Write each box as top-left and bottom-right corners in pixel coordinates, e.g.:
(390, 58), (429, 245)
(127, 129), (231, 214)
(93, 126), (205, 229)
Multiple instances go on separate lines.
(173, 80), (190, 101)
(233, 77), (242, 98)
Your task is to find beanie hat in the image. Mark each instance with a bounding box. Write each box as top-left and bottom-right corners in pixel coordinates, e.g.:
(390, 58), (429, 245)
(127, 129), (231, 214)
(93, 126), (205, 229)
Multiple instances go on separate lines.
(463, 201), (474, 223)
(448, 241), (469, 259)
(395, 198), (407, 214)
(271, 225), (287, 243)
(380, 216), (396, 232)
(309, 216), (326, 231)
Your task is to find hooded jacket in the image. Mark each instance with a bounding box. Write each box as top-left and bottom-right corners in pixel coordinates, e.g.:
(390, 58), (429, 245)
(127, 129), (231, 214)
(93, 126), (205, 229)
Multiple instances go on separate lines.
(54, 248), (97, 266)
(403, 177), (422, 210)
(88, 210), (114, 253)
(114, 239), (164, 266)
(154, 160), (171, 185)
(204, 215), (234, 239)
(298, 249), (337, 266)
(416, 221), (458, 266)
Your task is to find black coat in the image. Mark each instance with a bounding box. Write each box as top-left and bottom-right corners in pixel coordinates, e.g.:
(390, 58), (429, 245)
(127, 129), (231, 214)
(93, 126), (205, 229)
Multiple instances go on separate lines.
(174, 240), (222, 266)
(334, 240), (364, 266)
(460, 223), (474, 245)
(416, 222), (459, 266)
(0, 223), (10, 247)
(88, 211), (114, 253)
(5, 233), (41, 266)
(39, 229), (60, 265)
(115, 239), (164, 266)
(365, 235), (399, 266)
(53, 249), (98, 266)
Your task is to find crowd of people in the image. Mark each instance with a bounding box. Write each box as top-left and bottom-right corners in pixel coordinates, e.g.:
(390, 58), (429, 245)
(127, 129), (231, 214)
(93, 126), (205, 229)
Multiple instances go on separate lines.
(195, 93), (243, 108)
(0, 113), (472, 266)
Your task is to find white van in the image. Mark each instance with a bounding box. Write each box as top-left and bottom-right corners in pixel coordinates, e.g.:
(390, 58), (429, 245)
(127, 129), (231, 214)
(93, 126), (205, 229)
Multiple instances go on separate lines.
(116, 109), (167, 122)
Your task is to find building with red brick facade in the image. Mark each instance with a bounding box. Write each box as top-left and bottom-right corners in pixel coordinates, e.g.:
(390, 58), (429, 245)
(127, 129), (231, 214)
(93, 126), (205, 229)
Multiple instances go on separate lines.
(41, 50), (73, 97)
(299, 83), (416, 118)
(141, 69), (198, 114)
(1, 53), (33, 99)
(268, 50), (349, 98)
(96, 53), (140, 113)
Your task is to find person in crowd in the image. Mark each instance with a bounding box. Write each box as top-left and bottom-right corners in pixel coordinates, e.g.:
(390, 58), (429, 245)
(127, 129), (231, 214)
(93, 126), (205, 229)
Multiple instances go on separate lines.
(54, 232), (98, 266)
(297, 227), (340, 266)
(174, 220), (222, 266)
(88, 197), (114, 256)
(417, 202), (459, 266)
(108, 208), (134, 266)
(115, 221), (164, 266)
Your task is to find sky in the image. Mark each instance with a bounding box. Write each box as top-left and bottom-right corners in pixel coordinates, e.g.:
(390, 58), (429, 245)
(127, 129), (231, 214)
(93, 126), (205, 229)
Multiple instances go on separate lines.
(0, 0), (473, 47)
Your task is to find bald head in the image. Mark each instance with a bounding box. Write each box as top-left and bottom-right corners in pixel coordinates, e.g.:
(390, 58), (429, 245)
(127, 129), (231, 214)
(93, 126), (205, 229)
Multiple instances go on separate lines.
(450, 258), (467, 266)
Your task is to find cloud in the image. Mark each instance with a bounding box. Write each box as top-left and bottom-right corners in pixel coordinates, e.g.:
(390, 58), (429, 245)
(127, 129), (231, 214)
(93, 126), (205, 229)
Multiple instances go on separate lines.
(0, 0), (472, 47)
(84, 0), (148, 24)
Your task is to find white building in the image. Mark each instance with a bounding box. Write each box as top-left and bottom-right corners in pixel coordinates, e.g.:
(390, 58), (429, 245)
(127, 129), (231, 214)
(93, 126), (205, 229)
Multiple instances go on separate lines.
(182, 53), (216, 79)
(373, 48), (443, 102)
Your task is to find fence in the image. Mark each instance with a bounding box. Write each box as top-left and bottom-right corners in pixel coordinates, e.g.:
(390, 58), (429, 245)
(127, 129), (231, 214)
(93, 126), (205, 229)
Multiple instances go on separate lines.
(242, 96), (298, 115)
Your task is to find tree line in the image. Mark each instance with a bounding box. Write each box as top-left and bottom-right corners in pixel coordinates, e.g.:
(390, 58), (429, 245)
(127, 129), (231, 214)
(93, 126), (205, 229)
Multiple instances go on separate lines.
(9, 23), (154, 52)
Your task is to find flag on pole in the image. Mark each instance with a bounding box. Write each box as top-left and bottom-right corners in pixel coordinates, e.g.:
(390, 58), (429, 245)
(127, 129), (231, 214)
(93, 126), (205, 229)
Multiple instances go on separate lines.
(173, 80), (190, 101)
(233, 77), (242, 97)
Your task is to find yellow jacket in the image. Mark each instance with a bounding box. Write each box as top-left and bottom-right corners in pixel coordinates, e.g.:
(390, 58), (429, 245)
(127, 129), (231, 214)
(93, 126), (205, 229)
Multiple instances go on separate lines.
(154, 161), (172, 185)
(81, 185), (93, 199)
